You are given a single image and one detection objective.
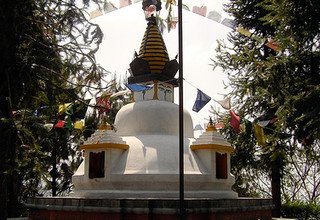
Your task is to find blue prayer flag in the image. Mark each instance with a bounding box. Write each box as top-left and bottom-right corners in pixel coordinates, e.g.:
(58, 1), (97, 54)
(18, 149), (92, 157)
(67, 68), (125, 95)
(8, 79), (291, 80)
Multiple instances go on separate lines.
(192, 89), (211, 112)
(125, 84), (153, 92)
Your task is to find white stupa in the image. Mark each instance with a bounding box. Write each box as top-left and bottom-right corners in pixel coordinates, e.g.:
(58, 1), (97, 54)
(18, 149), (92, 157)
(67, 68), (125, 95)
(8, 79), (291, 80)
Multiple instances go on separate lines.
(72, 0), (237, 199)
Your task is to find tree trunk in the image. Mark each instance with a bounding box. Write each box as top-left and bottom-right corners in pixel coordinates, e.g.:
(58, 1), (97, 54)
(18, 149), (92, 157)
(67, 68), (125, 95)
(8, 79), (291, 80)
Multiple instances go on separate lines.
(7, 174), (19, 218)
(271, 159), (282, 217)
(0, 170), (8, 220)
(0, 2), (19, 217)
(0, 120), (18, 219)
(52, 145), (58, 197)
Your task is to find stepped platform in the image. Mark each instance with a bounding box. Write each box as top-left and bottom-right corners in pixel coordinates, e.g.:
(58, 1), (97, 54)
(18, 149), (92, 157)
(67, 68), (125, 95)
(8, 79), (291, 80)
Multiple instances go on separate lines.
(26, 197), (273, 220)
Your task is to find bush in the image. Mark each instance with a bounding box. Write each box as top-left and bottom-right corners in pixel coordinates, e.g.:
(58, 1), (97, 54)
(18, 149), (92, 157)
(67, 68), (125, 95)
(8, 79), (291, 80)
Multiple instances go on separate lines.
(281, 201), (320, 220)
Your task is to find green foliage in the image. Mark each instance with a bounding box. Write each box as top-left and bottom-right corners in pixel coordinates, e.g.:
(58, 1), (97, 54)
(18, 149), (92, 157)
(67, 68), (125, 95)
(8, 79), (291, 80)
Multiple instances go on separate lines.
(0, 0), (108, 218)
(213, 109), (283, 198)
(281, 201), (320, 220)
(226, 0), (275, 35)
(214, 0), (320, 215)
(82, 73), (133, 139)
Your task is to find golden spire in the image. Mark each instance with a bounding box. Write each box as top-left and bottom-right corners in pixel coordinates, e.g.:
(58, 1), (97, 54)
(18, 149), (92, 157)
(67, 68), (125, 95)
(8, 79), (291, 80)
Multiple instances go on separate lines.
(206, 117), (217, 132)
(98, 116), (112, 130)
(138, 18), (169, 74)
(128, 0), (178, 85)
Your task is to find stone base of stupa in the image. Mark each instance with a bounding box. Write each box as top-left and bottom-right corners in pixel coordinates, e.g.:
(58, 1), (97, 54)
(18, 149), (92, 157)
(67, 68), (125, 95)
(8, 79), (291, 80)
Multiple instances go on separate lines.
(69, 189), (238, 200)
(26, 197), (273, 220)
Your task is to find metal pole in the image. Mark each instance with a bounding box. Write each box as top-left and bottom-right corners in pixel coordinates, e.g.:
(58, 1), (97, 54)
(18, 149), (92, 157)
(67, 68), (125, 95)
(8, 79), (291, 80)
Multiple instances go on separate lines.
(178, 0), (185, 219)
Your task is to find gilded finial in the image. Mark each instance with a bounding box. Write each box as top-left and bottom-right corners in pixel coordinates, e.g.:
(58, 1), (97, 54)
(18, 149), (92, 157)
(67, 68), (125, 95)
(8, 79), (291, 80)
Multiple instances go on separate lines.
(142, 0), (161, 20)
(98, 116), (112, 130)
(142, 0), (161, 11)
(206, 117), (217, 132)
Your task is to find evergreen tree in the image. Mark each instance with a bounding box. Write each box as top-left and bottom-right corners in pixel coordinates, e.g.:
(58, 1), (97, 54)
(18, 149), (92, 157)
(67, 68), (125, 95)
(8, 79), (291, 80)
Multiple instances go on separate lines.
(215, 0), (320, 217)
(0, 0), (106, 218)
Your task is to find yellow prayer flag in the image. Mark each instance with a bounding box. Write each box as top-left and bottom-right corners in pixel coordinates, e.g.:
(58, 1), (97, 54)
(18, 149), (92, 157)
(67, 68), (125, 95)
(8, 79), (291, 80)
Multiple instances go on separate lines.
(58, 103), (72, 115)
(74, 120), (84, 130)
(236, 26), (252, 38)
(253, 123), (266, 146)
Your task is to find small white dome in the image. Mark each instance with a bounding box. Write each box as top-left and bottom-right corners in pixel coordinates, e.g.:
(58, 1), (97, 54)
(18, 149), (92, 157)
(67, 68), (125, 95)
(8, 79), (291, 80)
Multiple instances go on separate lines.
(114, 100), (194, 138)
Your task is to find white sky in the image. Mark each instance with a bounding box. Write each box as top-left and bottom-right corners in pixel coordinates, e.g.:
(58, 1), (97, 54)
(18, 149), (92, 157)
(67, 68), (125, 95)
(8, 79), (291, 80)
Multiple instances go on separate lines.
(92, 0), (232, 129)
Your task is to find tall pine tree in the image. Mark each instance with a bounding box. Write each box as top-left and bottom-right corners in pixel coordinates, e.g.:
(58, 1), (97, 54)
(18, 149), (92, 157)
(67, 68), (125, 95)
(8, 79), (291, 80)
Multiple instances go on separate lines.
(215, 0), (320, 217)
(0, 0), (106, 218)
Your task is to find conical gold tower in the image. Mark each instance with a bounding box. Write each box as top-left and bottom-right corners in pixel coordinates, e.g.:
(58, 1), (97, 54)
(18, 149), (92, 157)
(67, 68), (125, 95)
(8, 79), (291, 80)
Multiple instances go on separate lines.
(129, 1), (178, 86)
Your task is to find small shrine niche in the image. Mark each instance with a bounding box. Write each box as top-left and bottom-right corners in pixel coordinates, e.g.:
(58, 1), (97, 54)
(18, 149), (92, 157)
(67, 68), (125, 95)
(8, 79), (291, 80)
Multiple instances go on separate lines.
(216, 152), (228, 179)
(89, 151), (105, 179)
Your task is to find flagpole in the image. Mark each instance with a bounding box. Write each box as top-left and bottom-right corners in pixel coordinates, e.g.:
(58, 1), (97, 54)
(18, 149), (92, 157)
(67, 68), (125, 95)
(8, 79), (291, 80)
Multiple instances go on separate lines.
(178, 0), (185, 219)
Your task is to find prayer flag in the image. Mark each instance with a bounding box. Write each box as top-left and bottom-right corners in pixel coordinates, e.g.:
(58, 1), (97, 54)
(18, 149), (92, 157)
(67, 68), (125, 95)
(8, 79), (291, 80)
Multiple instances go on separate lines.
(214, 122), (225, 129)
(10, 111), (17, 118)
(240, 123), (246, 133)
(54, 120), (65, 128)
(110, 90), (131, 99)
(257, 120), (270, 127)
(44, 123), (54, 132)
(237, 26), (265, 44)
(104, 2), (117, 13)
(125, 84), (153, 92)
(74, 120), (84, 130)
(33, 109), (39, 117)
(192, 89), (211, 112)
(96, 96), (111, 114)
(170, 17), (178, 29)
(96, 97), (110, 114)
(192, 6), (207, 17)
(33, 106), (49, 116)
(89, 9), (103, 19)
(265, 39), (280, 51)
(236, 26), (252, 38)
(119, 0), (131, 8)
(64, 116), (73, 129)
(229, 110), (240, 133)
(194, 124), (204, 131)
(237, 26), (279, 51)
(58, 103), (73, 115)
(256, 117), (277, 127)
(214, 97), (231, 110)
(253, 123), (266, 146)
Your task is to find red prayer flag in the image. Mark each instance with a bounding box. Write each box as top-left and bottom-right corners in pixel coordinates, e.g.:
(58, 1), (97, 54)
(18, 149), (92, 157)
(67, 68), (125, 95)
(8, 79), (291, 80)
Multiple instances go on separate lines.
(265, 39), (280, 51)
(230, 110), (240, 133)
(96, 96), (111, 114)
(55, 120), (65, 128)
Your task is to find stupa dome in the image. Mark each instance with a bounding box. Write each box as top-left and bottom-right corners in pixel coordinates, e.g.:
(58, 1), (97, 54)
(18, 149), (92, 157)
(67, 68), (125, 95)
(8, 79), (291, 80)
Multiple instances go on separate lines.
(71, 0), (236, 200)
(114, 100), (194, 138)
